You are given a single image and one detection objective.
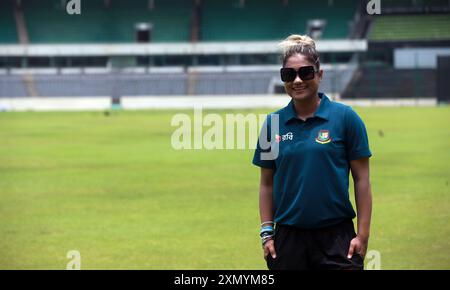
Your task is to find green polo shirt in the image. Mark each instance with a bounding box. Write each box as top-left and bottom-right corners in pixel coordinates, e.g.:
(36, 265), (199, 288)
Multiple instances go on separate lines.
(253, 93), (372, 229)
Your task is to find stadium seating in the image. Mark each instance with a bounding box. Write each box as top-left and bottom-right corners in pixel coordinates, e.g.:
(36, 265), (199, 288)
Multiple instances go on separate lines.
(12, 0), (358, 44)
(104, 0), (192, 42)
(201, 0), (358, 41)
(0, 0), (18, 43)
(370, 14), (450, 41)
(0, 67), (351, 97)
(23, 0), (192, 43)
(3, 0), (443, 101)
(288, 0), (358, 40)
(0, 75), (28, 97)
(381, 0), (450, 13)
(341, 66), (436, 98)
(201, 0), (287, 41)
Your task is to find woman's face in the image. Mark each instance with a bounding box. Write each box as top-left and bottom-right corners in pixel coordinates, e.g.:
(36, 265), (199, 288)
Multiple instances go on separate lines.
(283, 53), (323, 102)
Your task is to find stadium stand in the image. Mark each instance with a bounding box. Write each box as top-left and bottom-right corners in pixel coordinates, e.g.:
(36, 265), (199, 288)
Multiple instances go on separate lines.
(9, 0), (359, 44)
(370, 14), (450, 41)
(184, 0), (357, 41)
(1, 0), (449, 103)
(381, 0), (450, 13)
(340, 0), (450, 99)
(0, 0), (18, 43)
(342, 66), (437, 99)
(23, 0), (192, 43)
(0, 66), (354, 97)
(0, 75), (28, 97)
(201, 0), (288, 41)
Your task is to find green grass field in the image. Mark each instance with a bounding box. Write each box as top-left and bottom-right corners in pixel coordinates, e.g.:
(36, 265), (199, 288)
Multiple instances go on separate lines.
(0, 106), (449, 269)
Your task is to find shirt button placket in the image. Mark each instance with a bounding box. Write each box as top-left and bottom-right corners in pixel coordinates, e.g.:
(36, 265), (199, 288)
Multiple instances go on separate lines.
(298, 120), (307, 140)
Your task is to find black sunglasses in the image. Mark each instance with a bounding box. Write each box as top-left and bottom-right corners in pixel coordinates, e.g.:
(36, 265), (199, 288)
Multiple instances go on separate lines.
(280, 66), (318, 82)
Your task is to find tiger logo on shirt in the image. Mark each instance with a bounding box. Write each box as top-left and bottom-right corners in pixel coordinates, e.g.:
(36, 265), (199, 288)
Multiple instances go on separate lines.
(315, 130), (331, 144)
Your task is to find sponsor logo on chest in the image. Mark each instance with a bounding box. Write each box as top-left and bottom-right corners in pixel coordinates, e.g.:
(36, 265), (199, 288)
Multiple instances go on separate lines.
(275, 132), (293, 143)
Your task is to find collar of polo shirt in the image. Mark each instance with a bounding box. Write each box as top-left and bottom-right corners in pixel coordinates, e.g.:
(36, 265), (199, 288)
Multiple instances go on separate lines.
(283, 92), (331, 124)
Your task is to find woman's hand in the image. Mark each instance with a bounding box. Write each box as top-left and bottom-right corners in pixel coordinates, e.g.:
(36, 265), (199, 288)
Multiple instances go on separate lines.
(263, 239), (277, 260)
(347, 235), (369, 259)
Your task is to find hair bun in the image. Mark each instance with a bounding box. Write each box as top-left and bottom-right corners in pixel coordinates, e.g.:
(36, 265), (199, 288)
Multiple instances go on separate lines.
(278, 34), (316, 52)
(279, 34), (320, 68)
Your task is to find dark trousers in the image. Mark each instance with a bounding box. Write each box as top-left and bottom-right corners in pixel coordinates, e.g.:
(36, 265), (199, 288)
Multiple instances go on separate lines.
(266, 219), (364, 270)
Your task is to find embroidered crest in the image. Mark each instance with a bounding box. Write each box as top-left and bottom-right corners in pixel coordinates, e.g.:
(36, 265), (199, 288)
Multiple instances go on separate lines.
(315, 130), (331, 144)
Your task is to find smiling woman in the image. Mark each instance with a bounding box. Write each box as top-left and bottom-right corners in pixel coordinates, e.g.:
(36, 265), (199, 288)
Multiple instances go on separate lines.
(253, 34), (373, 270)
(279, 35), (323, 111)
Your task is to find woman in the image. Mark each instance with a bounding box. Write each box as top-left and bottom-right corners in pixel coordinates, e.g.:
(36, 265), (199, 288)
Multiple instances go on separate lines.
(253, 35), (372, 270)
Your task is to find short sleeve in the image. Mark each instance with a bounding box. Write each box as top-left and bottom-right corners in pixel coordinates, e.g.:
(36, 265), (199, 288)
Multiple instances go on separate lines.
(344, 107), (372, 161)
(252, 115), (276, 169)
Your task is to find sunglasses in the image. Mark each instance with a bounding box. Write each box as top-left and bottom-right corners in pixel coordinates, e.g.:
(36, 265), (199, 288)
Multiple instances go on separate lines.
(280, 66), (319, 82)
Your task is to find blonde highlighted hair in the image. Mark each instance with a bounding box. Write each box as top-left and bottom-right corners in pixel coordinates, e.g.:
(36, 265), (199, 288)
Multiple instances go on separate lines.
(279, 34), (320, 69)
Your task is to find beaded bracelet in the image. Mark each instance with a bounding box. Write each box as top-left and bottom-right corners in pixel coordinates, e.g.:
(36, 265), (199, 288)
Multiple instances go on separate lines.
(261, 236), (274, 247)
(260, 221), (274, 227)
